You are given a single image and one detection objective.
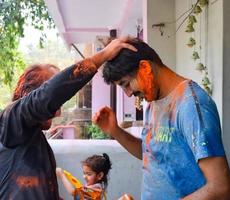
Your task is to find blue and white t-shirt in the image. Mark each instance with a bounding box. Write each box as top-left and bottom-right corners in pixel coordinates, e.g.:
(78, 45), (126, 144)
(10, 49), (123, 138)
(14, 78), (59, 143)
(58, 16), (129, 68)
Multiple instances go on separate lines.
(141, 80), (225, 200)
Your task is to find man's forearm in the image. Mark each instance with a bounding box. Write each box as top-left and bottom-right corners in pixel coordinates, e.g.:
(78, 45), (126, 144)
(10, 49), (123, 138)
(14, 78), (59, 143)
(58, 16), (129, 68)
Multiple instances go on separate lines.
(183, 157), (230, 200)
(111, 127), (142, 160)
(182, 183), (230, 200)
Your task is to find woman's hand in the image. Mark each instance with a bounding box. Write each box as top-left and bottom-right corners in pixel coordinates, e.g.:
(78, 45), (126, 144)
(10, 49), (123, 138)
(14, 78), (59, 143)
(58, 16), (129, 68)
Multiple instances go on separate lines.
(101, 36), (137, 61)
(91, 36), (137, 68)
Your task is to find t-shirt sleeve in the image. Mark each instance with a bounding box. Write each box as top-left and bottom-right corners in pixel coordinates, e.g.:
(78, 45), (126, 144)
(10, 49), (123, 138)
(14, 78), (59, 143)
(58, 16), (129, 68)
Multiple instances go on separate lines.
(0, 59), (97, 147)
(88, 183), (103, 190)
(177, 90), (225, 162)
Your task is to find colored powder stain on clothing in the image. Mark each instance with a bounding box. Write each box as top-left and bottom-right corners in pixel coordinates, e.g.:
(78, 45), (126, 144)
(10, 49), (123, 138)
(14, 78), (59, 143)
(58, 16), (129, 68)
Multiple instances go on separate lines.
(141, 80), (225, 200)
(166, 80), (188, 121)
(145, 128), (156, 161)
(171, 80), (188, 102)
(192, 133), (196, 151)
(16, 176), (39, 188)
(72, 59), (97, 78)
(145, 128), (152, 145)
(143, 153), (149, 169)
(164, 102), (177, 123)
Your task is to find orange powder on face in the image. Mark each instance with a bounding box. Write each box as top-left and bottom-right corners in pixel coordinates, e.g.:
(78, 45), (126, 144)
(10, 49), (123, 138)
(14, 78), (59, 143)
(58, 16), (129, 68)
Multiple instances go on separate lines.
(136, 66), (154, 101)
(16, 176), (39, 188)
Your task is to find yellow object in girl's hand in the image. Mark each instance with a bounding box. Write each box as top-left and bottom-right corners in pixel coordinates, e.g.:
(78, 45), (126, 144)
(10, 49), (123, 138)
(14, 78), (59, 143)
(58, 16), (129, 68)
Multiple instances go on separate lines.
(63, 170), (83, 189)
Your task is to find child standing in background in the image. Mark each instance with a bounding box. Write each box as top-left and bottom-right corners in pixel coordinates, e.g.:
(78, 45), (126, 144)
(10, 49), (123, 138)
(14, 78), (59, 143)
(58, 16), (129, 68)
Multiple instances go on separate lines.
(56, 153), (112, 200)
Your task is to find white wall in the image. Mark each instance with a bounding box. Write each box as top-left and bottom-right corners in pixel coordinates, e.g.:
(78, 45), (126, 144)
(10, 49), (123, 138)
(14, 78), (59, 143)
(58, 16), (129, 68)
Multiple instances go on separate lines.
(144, 0), (228, 162)
(175, 0), (223, 120)
(92, 70), (110, 115)
(222, 0), (230, 162)
(120, 0), (143, 37)
(175, 0), (230, 162)
(206, 0), (223, 119)
(49, 140), (142, 200)
(175, 0), (202, 82)
(144, 0), (176, 69)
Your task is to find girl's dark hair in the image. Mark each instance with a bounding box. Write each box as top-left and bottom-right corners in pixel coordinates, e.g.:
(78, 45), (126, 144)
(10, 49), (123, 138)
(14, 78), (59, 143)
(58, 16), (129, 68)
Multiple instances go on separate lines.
(103, 38), (163, 84)
(82, 153), (112, 189)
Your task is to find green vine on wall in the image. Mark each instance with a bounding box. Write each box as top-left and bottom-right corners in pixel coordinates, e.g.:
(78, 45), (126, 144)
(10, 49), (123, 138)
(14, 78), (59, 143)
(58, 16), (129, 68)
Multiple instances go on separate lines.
(185, 0), (212, 95)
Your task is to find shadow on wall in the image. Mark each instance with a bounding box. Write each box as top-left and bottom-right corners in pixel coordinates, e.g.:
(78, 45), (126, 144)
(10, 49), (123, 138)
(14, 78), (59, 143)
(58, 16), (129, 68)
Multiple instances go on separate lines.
(49, 140), (142, 200)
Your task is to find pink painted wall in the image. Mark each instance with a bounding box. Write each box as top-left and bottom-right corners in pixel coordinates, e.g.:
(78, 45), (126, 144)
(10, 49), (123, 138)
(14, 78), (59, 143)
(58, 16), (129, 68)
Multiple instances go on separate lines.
(91, 70), (110, 116)
(91, 70), (136, 122)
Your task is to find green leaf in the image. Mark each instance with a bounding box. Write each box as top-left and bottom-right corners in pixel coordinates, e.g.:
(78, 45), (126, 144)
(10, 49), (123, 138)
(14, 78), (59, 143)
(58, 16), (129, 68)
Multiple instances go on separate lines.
(86, 123), (110, 139)
(0, 0), (55, 86)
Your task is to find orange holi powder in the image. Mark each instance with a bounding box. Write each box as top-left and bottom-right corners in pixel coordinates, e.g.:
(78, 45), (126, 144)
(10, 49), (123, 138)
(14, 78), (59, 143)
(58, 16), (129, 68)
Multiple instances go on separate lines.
(136, 64), (154, 101)
(171, 81), (187, 103)
(168, 81), (187, 121)
(73, 59), (97, 77)
(145, 128), (152, 145)
(143, 153), (149, 169)
(16, 176), (39, 188)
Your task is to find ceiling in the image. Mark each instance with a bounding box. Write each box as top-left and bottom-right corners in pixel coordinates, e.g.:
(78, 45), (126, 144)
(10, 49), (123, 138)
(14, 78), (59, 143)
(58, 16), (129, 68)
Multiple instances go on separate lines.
(44, 0), (142, 47)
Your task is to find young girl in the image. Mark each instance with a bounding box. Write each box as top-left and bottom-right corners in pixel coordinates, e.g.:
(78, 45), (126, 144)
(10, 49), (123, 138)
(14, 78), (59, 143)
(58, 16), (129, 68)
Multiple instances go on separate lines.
(56, 153), (112, 200)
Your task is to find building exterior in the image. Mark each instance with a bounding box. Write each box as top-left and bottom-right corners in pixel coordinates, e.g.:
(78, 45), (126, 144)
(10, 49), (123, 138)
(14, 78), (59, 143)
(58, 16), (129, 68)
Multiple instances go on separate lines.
(45, 0), (230, 198)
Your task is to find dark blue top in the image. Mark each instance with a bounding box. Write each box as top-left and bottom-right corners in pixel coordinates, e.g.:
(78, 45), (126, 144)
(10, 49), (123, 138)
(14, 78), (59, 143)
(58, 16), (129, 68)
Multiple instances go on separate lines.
(141, 80), (225, 200)
(0, 59), (97, 200)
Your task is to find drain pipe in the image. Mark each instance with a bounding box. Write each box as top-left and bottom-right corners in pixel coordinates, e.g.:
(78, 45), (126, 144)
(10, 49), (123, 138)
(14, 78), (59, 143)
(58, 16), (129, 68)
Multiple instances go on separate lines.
(72, 43), (85, 59)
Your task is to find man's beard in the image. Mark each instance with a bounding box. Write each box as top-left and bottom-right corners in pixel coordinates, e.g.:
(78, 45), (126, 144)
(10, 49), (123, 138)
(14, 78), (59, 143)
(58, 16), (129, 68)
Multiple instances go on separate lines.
(133, 91), (142, 97)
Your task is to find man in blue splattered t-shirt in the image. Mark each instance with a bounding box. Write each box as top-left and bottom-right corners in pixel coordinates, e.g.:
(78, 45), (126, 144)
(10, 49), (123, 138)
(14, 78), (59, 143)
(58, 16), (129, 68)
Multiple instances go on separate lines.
(93, 38), (230, 200)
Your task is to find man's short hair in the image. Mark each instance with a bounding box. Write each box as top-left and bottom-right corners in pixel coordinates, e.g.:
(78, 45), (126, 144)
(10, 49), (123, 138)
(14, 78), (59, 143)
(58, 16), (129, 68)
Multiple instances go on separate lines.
(102, 39), (163, 84)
